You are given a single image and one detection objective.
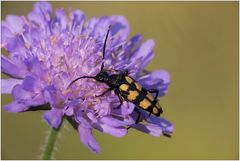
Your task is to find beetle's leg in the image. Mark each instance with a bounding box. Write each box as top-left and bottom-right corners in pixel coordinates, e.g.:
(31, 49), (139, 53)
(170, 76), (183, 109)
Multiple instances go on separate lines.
(148, 89), (159, 100)
(148, 112), (152, 117)
(95, 87), (113, 97)
(163, 132), (172, 138)
(114, 95), (123, 110)
(127, 111), (141, 129)
(135, 111), (141, 124)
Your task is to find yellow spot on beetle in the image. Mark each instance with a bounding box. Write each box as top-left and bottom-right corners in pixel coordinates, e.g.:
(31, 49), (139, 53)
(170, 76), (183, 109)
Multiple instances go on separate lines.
(139, 99), (151, 109)
(156, 102), (161, 109)
(120, 84), (129, 91)
(125, 76), (134, 84)
(153, 107), (159, 114)
(134, 82), (142, 91)
(146, 92), (154, 101)
(127, 90), (139, 101)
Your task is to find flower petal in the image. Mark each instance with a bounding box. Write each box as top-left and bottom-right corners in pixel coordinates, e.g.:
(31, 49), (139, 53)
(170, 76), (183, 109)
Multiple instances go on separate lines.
(22, 76), (37, 92)
(33, 1), (52, 15)
(1, 26), (14, 45)
(24, 94), (46, 107)
(11, 84), (46, 105)
(146, 115), (173, 134)
(93, 123), (127, 137)
(110, 101), (135, 116)
(4, 101), (28, 112)
(1, 55), (25, 78)
(124, 34), (143, 56)
(1, 78), (23, 94)
(2, 15), (25, 34)
(114, 34), (143, 71)
(110, 15), (129, 45)
(131, 123), (162, 137)
(121, 102), (135, 115)
(12, 84), (33, 100)
(43, 108), (63, 128)
(23, 57), (47, 80)
(138, 70), (170, 97)
(42, 85), (61, 107)
(131, 39), (155, 71)
(100, 115), (134, 127)
(78, 125), (101, 153)
(27, 1), (52, 35)
(69, 9), (85, 34)
(91, 16), (110, 40)
(51, 9), (68, 34)
(4, 85), (45, 113)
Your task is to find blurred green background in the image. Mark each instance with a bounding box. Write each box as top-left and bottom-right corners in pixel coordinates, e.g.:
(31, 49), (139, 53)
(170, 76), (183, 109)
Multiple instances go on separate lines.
(1, 1), (238, 160)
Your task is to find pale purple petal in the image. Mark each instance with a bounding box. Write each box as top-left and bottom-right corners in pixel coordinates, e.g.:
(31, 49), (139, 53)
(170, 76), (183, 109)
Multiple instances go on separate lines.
(146, 115), (174, 134)
(28, 2), (52, 35)
(42, 85), (59, 106)
(12, 84), (33, 100)
(43, 108), (63, 128)
(1, 26), (14, 45)
(93, 123), (127, 137)
(22, 76), (37, 92)
(4, 101), (29, 112)
(69, 9), (85, 34)
(130, 39), (154, 69)
(83, 17), (98, 36)
(114, 34), (143, 70)
(110, 15), (129, 45)
(110, 101), (135, 116)
(23, 57), (46, 80)
(131, 123), (162, 137)
(124, 34), (143, 56)
(91, 16), (110, 39)
(3, 36), (27, 54)
(78, 125), (101, 153)
(1, 78), (23, 94)
(138, 70), (170, 97)
(27, 11), (44, 28)
(100, 115), (134, 127)
(33, 1), (52, 14)
(51, 9), (67, 34)
(120, 101), (135, 115)
(23, 94), (46, 107)
(1, 55), (25, 78)
(2, 15), (25, 34)
(11, 84), (46, 107)
(4, 92), (44, 112)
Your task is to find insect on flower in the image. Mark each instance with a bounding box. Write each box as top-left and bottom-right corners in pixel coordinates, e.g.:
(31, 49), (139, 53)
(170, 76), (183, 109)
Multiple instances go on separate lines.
(1, 1), (173, 153)
(68, 25), (165, 129)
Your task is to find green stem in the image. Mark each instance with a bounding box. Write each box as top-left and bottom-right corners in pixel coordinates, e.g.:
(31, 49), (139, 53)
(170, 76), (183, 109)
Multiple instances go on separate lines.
(42, 120), (64, 160)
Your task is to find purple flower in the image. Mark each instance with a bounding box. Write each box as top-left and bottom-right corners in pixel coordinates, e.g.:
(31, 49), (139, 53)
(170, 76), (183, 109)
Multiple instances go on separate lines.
(1, 2), (173, 153)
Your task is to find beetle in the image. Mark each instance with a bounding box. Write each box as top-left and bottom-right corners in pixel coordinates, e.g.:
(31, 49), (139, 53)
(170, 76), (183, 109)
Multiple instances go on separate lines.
(68, 25), (163, 123)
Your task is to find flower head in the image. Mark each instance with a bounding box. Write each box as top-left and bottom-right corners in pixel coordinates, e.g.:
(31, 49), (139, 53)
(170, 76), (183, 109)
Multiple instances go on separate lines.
(1, 2), (173, 153)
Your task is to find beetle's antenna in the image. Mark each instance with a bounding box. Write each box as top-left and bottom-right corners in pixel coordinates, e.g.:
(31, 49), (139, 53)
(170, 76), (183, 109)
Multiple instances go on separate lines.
(67, 76), (95, 89)
(101, 25), (111, 71)
(68, 26), (111, 88)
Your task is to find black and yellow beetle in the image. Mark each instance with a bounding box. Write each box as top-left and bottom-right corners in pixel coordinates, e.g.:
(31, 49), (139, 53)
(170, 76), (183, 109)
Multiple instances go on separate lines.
(68, 25), (163, 122)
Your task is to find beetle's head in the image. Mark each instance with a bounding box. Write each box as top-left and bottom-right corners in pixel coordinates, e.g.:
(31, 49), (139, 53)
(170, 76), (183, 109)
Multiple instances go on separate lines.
(95, 71), (109, 83)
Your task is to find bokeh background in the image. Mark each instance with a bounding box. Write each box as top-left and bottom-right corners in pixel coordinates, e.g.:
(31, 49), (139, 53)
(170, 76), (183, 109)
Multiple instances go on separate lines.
(1, 1), (238, 160)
